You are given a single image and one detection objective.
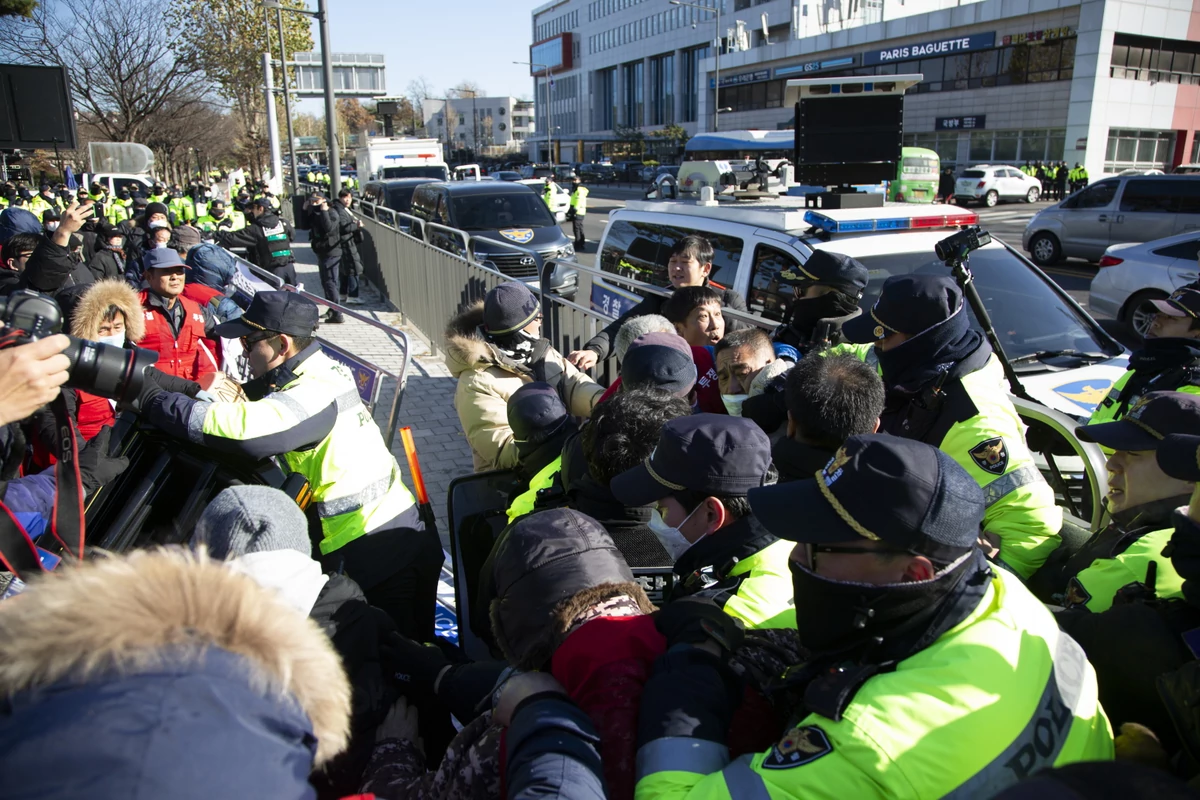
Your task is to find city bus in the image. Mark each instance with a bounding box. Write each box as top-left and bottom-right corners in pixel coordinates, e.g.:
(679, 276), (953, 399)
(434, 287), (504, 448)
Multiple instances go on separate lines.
(887, 147), (940, 203)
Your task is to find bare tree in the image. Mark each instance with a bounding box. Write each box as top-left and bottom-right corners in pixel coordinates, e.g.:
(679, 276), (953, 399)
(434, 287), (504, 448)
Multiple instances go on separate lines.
(448, 81), (485, 99)
(0, 0), (211, 143)
(406, 76), (434, 135)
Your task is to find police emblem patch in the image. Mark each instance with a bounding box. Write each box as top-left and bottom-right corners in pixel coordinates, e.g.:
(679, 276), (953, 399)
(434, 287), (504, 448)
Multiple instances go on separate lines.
(969, 437), (1009, 476)
(762, 725), (833, 770)
(1064, 577), (1091, 608)
(821, 446), (852, 486)
(873, 325), (884, 339)
(498, 228), (535, 244)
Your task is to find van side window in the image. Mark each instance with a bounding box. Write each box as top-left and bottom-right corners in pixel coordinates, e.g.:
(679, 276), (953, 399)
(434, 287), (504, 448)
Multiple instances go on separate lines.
(1121, 179), (1175, 213)
(599, 220), (743, 289)
(748, 244), (801, 323)
(1068, 181), (1117, 210)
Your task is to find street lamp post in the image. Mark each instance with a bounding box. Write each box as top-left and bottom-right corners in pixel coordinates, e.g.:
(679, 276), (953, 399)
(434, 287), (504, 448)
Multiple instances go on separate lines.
(275, 7), (299, 198)
(514, 60), (551, 163)
(670, 0), (723, 131)
(263, 0), (336, 194)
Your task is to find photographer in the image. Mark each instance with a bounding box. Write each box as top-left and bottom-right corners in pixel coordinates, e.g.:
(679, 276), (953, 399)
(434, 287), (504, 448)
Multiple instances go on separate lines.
(0, 332), (70, 427)
(20, 201), (95, 298)
(305, 192), (344, 324)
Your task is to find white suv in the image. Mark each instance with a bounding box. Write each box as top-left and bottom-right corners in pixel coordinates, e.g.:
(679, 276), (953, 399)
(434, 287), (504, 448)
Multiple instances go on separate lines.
(955, 165), (1043, 208)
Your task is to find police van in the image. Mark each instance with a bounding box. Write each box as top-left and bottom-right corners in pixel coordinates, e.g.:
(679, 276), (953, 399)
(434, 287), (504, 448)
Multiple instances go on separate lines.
(592, 196), (1130, 420)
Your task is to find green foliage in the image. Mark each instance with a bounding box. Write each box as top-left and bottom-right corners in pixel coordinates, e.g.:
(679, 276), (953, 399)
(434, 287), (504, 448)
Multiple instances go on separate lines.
(0, 0), (36, 18)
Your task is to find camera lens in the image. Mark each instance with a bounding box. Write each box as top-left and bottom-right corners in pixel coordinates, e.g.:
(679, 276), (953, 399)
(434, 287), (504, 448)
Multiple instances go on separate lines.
(64, 338), (159, 402)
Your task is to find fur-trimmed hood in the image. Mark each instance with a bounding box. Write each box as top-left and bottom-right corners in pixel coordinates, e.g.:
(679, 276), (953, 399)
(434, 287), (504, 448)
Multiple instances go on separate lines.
(0, 549), (351, 786)
(68, 278), (146, 343)
(444, 300), (513, 378)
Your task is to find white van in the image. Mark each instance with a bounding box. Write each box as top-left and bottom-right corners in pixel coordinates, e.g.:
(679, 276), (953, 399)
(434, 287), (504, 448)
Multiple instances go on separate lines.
(593, 196), (1129, 419)
(83, 173), (154, 195)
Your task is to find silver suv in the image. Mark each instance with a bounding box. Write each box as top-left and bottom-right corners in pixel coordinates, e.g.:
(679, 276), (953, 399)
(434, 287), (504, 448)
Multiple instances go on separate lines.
(955, 165), (1042, 208)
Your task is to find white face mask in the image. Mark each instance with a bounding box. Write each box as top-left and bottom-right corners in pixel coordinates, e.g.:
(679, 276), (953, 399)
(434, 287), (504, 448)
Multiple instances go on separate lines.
(45, 222), (59, 232)
(97, 333), (125, 348)
(148, 219), (168, 229)
(154, 242), (169, 249)
(721, 393), (748, 416)
(648, 506), (701, 562)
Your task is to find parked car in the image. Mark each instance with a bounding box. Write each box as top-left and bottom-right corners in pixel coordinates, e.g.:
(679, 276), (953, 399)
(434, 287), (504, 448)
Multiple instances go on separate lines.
(1088, 230), (1200, 339)
(407, 181), (578, 298)
(579, 163), (616, 181)
(1023, 175), (1200, 266)
(517, 178), (570, 222)
(954, 165), (1042, 207)
(493, 171), (523, 182)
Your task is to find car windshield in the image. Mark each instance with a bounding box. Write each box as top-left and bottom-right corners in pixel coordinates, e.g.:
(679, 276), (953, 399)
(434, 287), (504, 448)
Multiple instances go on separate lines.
(382, 166), (449, 180)
(384, 186), (419, 211)
(849, 247), (1123, 364)
(451, 193), (555, 230)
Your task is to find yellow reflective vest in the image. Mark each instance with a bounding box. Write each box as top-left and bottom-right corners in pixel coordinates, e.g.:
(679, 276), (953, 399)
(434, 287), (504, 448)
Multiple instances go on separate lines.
(506, 456), (562, 524)
(569, 185), (588, 216)
(191, 347), (420, 555)
(1068, 526), (1184, 612)
(635, 569), (1114, 800)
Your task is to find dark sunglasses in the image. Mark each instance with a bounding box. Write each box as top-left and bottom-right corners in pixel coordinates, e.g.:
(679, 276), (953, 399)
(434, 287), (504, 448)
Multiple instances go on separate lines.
(239, 332), (278, 349)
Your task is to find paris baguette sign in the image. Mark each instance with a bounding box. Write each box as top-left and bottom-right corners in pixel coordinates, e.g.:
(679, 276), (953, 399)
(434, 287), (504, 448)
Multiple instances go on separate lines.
(863, 32), (997, 66)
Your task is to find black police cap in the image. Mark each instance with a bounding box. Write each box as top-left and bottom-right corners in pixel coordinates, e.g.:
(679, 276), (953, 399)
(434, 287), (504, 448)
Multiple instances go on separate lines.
(214, 291), (320, 339)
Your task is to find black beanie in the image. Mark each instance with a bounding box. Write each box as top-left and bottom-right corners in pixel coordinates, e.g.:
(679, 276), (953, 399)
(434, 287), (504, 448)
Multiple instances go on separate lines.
(145, 202), (169, 219)
(489, 508), (644, 670)
(483, 282), (540, 337)
(507, 381), (568, 444)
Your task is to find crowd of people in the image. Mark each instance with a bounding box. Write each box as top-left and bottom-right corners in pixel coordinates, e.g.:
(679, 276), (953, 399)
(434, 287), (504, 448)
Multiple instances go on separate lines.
(4, 167), (1200, 798)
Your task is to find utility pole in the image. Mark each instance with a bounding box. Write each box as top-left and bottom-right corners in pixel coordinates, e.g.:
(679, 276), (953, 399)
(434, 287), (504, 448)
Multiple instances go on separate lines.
(317, 0), (339, 196)
(276, 7), (299, 198)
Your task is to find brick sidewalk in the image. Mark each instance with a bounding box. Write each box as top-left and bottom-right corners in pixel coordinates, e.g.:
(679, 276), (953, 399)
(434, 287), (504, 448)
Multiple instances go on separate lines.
(291, 231), (474, 549)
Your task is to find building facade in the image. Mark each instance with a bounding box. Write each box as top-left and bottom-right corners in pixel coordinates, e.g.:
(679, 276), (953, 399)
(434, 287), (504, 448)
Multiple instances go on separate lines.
(421, 96), (536, 157)
(529, 0), (1200, 176)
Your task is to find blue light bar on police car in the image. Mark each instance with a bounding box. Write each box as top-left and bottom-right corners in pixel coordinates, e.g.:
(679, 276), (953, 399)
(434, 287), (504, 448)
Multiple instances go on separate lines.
(803, 210), (980, 233)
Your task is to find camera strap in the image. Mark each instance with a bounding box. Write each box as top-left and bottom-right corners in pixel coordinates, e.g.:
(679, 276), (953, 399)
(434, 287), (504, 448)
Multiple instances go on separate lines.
(49, 393), (85, 559)
(0, 498), (45, 577)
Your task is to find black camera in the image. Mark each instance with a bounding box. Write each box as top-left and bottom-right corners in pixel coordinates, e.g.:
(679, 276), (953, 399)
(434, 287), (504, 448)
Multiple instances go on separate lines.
(935, 226), (992, 263)
(0, 290), (158, 403)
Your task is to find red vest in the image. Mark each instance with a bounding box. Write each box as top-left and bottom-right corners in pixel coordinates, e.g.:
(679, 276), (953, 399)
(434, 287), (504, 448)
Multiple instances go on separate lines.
(182, 283), (227, 369)
(138, 290), (217, 381)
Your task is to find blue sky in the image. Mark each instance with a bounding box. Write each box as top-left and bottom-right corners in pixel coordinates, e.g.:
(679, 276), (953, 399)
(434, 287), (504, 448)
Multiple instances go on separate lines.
(295, 0), (539, 113)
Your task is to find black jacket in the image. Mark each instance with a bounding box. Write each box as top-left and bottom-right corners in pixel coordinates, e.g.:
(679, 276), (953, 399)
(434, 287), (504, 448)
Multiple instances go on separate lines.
(670, 514), (781, 608)
(308, 573), (399, 800)
(565, 472), (669, 567)
(20, 238), (93, 297)
(772, 436), (837, 483)
(308, 206), (340, 257)
(216, 213), (294, 270)
(582, 285), (749, 361)
(87, 248), (124, 282)
(334, 203), (362, 274)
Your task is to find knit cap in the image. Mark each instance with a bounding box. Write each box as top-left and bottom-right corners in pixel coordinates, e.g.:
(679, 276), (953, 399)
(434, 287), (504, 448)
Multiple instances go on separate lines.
(193, 486), (312, 559)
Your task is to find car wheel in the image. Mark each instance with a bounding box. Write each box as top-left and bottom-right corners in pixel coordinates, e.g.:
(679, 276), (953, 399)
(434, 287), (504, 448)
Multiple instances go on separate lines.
(985, 190), (999, 207)
(1123, 289), (1168, 341)
(1026, 186), (1040, 203)
(1028, 232), (1062, 266)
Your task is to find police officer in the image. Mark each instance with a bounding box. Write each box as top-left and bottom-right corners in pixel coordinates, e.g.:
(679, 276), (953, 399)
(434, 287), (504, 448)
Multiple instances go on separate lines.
(334, 188), (363, 305)
(28, 184), (61, 218)
(195, 198), (246, 233)
(609, 413), (795, 628)
(566, 176), (588, 249)
(147, 182), (168, 205)
(632, 434), (1113, 799)
(1071, 162), (1089, 193)
(107, 189), (132, 227)
(1090, 287), (1200, 427)
(215, 198), (296, 284)
(772, 250), (871, 357)
(306, 191), (344, 324)
(145, 291), (443, 639)
(842, 274), (1062, 578)
(167, 185), (194, 226)
(1048, 391), (1200, 611)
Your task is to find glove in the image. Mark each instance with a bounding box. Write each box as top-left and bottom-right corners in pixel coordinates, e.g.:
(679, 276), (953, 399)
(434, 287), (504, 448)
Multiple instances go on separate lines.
(77, 426), (130, 494)
(654, 598), (745, 653)
(380, 632), (452, 693)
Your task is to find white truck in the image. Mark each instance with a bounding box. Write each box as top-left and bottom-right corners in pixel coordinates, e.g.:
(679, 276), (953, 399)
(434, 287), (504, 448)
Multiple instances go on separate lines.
(355, 137), (449, 182)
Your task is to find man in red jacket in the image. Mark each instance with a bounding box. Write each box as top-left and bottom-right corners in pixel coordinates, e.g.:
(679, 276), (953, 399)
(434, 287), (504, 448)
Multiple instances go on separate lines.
(138, 248), (218, 381)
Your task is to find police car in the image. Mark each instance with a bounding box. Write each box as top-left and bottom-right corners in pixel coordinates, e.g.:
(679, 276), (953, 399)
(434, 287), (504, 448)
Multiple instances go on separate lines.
(593, 196), (1129, 419)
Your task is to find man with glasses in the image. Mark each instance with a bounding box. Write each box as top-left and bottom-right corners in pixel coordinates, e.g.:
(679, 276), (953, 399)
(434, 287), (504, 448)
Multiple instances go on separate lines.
(145, 291), (438, 641)
(609, 413), (794, 628)
(633, 434), (1113, 800)
(137, 248), (218, 381)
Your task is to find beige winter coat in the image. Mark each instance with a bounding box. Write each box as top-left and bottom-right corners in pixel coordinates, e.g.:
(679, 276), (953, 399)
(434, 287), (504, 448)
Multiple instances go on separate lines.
(445, 301), (604, 471)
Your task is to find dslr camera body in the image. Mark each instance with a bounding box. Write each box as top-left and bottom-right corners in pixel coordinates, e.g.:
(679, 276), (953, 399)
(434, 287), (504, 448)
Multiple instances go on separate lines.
(0, 290), (157, 402)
